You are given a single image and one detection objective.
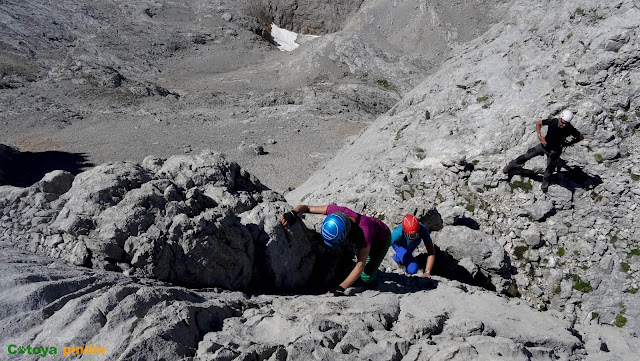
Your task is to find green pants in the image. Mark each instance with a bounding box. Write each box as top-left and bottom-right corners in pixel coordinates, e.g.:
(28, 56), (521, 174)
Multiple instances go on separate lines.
(360, 231), (392, 284)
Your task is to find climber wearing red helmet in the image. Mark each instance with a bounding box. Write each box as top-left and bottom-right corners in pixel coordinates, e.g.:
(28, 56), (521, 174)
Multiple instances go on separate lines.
(391, 215), (435, 278)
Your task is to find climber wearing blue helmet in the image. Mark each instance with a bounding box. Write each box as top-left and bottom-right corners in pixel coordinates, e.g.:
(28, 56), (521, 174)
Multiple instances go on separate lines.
(281, 204), (391, 296)
(320, 211), (351, 248)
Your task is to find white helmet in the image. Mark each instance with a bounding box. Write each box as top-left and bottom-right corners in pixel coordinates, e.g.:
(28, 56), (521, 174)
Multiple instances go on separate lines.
(560, 110), (574, 122)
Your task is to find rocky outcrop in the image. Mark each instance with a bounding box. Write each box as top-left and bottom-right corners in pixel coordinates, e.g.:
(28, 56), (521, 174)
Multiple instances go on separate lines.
(247, 0), (365, 34)
(0, 151), (326, 291)
(432, 226), (512, 291)
(2, 0), (640, 360)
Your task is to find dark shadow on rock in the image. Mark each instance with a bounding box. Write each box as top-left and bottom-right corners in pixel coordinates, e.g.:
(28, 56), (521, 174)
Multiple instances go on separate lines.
(537, 207), (558, 223)
(374, 271), (439, 295)
(422, 246), (504, 292)
(452, 217), (480, 230)
(505, 166), (543, 182)
(423, 251), (473, 285)
(555, 160), (603, 191)
(420, 207), (444, 232)
(304, 240), (356, 293)
(505, 159), (603, 192)
(338, 271), (439, 296)
(4, 150), (93, 187)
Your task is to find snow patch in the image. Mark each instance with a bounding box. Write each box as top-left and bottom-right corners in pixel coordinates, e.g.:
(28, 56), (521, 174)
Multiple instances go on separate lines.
(270, 24), (318, 51)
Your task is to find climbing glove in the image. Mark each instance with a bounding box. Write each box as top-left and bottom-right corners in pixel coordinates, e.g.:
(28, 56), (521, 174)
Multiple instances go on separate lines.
(330, 286), (346, 297)
(283, 210), (297, 225)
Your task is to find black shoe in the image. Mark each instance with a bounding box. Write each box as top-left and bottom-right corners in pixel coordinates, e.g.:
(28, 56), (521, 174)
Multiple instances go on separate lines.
(354, 279), (378, 290)
(503, 164), (513, 174)
(364, 279), (379, 290)
(541, 181), (549, 193)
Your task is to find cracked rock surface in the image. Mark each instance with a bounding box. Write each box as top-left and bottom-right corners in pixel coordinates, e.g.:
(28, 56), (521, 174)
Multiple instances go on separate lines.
(8, 243), (636, 361)
(2, 0), (640, 360)
(0, 151), (331, 292)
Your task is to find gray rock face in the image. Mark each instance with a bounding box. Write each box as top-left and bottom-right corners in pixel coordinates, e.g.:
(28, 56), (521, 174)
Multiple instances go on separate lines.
(8, 245), (638, 361)
(1, 0), (640, 360)
(288, 0), (640, 333)
(433, 226), (511, 291)
(0, 151), (321, 291)
(248, 0), (365, 34)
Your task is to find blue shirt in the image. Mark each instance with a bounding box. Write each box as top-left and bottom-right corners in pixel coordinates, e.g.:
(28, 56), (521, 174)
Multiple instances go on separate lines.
(391, 223), (432, 253)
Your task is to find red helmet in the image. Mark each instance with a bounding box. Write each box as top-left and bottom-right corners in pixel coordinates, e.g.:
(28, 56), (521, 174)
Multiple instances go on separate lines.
(402, 215), (420, 235)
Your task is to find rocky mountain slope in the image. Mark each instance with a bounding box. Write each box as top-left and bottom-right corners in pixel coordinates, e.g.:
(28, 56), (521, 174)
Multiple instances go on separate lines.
(1, 0), (505, 192)
(1, 0), (640, 360)
(289, 0), (640, 337)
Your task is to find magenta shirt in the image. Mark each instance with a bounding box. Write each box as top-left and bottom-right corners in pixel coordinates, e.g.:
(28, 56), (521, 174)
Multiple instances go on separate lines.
(325, 205), (390, 248)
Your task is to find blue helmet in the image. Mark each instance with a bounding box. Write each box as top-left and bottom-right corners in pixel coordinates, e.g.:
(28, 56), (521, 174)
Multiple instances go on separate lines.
(321, 212), (351, 247)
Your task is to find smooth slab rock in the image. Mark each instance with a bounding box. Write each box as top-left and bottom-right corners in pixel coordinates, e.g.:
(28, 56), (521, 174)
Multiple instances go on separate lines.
(6, 242), (630, 361)
(522, 225), (543, 249)
(195, 279), (581, 361)
(520, 199), (554, 221)
(0, 244), (244, 361)
(7, 244), (630, 361)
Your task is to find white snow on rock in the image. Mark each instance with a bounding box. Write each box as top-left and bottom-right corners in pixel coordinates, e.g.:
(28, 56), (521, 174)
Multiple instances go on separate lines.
(270, 23), (318, 51)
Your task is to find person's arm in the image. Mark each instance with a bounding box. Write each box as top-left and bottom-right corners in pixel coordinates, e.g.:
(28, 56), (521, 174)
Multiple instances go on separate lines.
(565, 133), (584, 146)
(330, 245), (370, 292)
(280, 205), (328, 226)
(390, 225), (403, 245)
(536, 119), (547, 146)
(422, 242), (436, 278)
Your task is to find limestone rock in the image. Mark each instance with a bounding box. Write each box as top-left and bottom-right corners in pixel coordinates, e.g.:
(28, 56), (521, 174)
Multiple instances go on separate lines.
(287, 0), (640, 333)
(0, 151), (321, 291)
(433, 226), (510, 280)
(1, 0), (640, 359)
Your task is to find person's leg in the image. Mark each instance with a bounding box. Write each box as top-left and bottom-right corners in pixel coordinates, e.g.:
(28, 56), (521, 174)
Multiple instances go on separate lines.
(392, 244), (418, 274)
(403, 253), (419, 274)
(512, 144), (546, 167)
(392, 243), (406, 264)
(544, 149), (561, 183)
(361, 232), (392, 284)
(541, 149), (561, 192)
(504, 144), (546, 173)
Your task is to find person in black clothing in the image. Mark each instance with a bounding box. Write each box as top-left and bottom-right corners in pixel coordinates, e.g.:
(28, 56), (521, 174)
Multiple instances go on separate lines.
(503, 110), (584, 192)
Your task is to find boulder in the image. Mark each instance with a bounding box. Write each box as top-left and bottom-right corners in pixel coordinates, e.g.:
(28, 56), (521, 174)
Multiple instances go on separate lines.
(433, 225), (510, 278)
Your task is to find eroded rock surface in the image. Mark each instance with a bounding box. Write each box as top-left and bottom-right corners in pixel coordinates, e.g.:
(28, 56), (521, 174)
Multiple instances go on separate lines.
(1, 0), (640, 360)
(0, 151), (324, 291)
(5, 243), (638, 361)
(288, 0), (640, 334)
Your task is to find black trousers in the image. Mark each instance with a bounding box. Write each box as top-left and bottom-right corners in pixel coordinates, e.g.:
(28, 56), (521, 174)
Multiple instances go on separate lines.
(509, 144), (561, 182)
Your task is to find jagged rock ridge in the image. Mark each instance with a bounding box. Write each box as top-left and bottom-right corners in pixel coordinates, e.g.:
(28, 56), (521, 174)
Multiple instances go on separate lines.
(0, 151), (335, 292)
